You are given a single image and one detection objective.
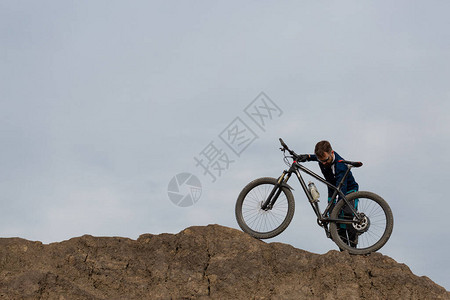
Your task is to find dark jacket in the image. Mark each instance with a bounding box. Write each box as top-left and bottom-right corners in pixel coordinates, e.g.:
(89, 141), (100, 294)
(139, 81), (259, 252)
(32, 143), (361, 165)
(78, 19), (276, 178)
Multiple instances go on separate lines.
(309, 151), (359, 199)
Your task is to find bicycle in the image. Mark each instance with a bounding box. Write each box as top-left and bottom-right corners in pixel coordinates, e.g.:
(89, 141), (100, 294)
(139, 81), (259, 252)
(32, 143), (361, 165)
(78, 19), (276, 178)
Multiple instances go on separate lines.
(235, 138), (394, 255)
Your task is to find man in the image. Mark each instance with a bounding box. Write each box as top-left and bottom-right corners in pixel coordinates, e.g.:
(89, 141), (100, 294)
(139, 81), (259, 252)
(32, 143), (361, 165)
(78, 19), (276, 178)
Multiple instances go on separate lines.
(304, 140), (359, 248)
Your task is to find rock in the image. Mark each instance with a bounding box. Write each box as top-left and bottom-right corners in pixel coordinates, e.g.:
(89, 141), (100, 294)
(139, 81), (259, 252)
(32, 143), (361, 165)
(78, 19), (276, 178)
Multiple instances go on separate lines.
(0, 224), (448, 299)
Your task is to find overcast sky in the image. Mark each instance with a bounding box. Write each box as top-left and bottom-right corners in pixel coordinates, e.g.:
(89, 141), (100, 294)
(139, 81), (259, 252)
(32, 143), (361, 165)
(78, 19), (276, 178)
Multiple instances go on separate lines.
(1, 0), (449, 290)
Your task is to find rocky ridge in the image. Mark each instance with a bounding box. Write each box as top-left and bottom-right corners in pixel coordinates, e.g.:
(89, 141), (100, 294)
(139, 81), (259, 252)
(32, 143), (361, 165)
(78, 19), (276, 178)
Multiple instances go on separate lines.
(0, 224), (448, 299)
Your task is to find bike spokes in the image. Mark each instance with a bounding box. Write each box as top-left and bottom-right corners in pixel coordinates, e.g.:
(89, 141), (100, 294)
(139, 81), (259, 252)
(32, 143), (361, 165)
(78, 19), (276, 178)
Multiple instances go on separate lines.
(242, 184), (289, 232)
(353, 199), (388, 248)
(236, 177), (295, 239)
(330, 191), (393, 255)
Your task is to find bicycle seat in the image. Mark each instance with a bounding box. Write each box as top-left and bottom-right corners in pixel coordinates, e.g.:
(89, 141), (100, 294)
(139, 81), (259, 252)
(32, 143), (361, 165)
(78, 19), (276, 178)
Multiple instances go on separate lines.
(338, 160), (363, 167)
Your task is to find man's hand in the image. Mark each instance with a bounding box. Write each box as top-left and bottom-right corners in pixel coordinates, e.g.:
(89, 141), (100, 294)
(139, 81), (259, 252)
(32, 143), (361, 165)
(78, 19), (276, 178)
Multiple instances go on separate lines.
(296, 154), (310, 162)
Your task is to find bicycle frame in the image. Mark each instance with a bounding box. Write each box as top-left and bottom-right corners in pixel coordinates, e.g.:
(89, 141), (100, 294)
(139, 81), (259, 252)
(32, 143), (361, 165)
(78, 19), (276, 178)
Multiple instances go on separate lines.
(262, 159), (362, 232)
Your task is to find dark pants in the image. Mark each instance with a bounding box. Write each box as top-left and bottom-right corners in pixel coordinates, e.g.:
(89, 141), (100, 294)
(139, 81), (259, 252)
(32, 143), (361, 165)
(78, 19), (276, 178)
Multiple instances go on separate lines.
(335, 194), (359, 249)
(328, 190), (358, 251)
(338, 226), (357, 248)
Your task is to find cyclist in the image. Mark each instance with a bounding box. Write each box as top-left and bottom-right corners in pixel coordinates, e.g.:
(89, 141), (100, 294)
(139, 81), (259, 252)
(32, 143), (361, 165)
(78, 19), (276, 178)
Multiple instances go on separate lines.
(302, 140), (359, 248)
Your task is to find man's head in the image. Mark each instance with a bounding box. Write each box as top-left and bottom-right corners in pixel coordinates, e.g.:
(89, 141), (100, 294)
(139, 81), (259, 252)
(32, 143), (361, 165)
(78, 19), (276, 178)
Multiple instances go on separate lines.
(314, 140), (334, 166)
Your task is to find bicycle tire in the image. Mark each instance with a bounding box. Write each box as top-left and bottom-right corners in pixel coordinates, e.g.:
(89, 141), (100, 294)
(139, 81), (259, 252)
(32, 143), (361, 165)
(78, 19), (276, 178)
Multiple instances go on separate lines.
(329, 191), (394, 255)
(235, 177), (295, 239)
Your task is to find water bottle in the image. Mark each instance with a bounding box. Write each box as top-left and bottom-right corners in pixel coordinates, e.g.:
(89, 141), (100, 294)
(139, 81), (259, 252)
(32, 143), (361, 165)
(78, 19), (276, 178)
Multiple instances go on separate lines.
(308, 181), (320, 202)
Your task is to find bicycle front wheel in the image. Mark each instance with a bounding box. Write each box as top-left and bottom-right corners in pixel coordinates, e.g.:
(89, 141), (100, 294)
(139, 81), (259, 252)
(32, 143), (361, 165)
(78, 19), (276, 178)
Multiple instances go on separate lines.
(235, 177), (295, 239)
(329, 191), (394, 255)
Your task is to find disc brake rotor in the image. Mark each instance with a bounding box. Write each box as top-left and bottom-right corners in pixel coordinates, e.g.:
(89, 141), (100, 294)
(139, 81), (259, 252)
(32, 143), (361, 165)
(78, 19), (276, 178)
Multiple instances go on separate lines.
(353, 214), (370, 232)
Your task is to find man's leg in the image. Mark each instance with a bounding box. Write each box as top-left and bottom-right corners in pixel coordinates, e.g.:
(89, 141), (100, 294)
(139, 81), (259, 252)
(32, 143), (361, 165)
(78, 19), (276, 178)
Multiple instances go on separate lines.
(346, 227), (358, 248)
(338, 227), (350, 247)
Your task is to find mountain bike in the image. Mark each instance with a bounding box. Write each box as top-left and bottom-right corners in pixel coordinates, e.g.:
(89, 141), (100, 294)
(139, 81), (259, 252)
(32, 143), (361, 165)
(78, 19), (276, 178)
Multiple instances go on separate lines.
(235, 138), (393, 255)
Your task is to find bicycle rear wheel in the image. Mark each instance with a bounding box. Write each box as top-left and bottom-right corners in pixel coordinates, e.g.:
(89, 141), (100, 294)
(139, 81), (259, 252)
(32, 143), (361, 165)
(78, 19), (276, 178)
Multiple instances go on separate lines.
(235, 177), (295, 239)
(329, 191), (394, 255)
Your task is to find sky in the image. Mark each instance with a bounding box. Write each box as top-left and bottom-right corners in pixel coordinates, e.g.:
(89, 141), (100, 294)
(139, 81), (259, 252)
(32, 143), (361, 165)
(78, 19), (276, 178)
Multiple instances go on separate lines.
(1, 0), (449, 290)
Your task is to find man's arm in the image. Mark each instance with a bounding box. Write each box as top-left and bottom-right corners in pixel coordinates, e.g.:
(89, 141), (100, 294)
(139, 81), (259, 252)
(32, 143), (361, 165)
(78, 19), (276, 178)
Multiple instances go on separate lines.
(308, 154), (318, 162)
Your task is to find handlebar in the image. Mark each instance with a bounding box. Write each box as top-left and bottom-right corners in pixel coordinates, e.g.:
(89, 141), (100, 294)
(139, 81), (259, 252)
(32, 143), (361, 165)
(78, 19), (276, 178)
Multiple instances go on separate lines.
(279, 138), (296, 157)
(279, 138), (302, 161)
(279, 138), (363, 167)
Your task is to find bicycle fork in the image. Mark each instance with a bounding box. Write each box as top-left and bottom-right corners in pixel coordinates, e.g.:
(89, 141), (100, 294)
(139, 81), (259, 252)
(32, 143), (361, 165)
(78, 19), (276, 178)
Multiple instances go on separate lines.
(261, 171), (290, 210)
